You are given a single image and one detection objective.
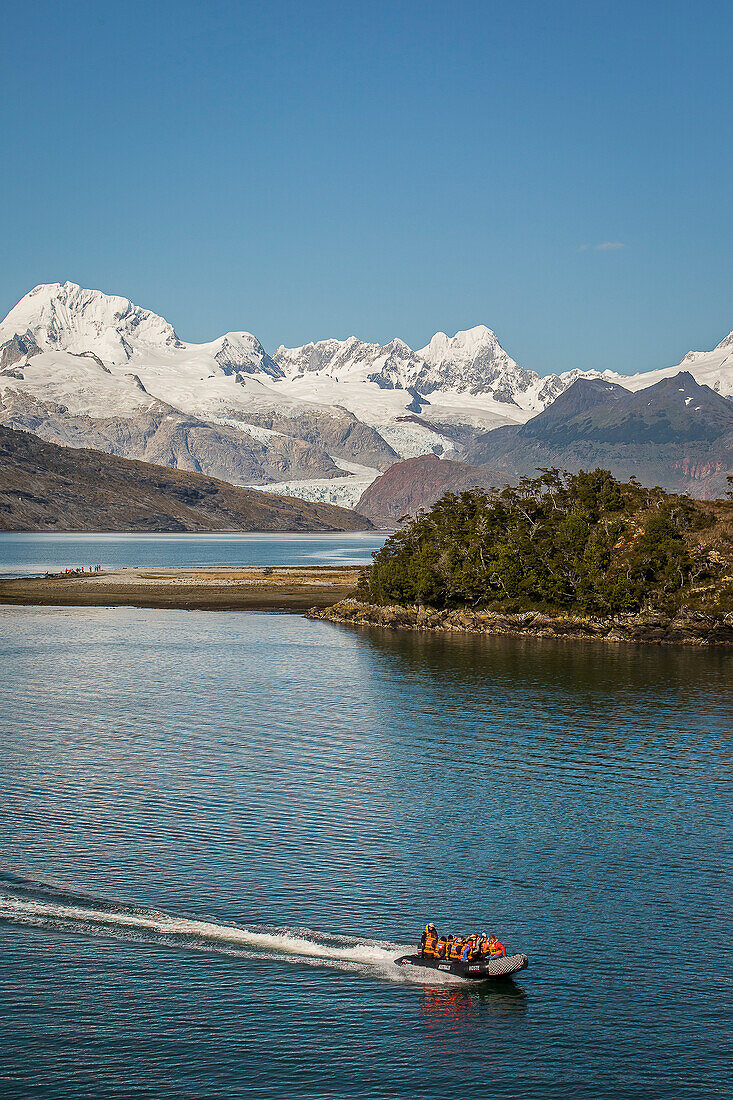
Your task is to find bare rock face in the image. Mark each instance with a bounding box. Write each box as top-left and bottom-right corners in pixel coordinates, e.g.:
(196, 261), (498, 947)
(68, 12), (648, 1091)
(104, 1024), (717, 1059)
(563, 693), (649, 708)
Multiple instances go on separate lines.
(0, 392), (342, 485)
(0, 331), (41, 372)
(356, 453), (502, 523)
(239, 407), (399, 470)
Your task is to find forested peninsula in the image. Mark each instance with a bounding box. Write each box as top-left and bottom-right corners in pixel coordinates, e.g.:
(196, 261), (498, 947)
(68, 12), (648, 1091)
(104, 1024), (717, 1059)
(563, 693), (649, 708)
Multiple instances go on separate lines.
(310, 469), (733, 646)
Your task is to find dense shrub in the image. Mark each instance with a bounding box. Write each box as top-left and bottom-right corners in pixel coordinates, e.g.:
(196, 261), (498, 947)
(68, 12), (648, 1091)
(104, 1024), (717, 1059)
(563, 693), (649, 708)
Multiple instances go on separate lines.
(357, 468), (717, 614)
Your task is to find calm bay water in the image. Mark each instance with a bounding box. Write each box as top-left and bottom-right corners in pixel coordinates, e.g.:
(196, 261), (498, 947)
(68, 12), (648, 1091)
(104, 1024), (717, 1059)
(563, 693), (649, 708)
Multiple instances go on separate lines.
(0, 531), (388, 577)
(0, 585), (731, 1096)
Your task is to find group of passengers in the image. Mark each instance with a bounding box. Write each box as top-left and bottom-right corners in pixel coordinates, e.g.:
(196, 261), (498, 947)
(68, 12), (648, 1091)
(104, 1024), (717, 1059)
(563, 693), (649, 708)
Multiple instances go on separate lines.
(420, 923), (506, 961)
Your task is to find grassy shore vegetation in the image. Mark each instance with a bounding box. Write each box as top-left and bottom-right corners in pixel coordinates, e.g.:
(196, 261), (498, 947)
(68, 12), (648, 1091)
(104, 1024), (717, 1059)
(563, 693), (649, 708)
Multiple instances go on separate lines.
(356, 469), (733, 616)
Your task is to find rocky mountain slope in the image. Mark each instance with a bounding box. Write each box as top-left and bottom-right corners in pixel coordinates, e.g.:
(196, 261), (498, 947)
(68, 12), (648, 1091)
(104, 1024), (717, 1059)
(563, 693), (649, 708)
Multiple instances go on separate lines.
(0, 426), (371, 532)
(0, 389), (343, 485)
(1, 281), (732, 504)
(465, 373), (733, 497)
(356, 454), (502, 524)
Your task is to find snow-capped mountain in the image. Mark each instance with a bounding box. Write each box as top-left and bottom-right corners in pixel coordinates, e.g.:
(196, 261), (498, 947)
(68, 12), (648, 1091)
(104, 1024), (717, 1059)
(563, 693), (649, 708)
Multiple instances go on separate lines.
(1, 281), (732, 505)
(275, 335), (430, 393)
(274, 326), (605, 421)
(0, 281), (183, 363)
(276, 326), (550, 405)
(417, 326), (531, 397)
(0, 281), (282, 384)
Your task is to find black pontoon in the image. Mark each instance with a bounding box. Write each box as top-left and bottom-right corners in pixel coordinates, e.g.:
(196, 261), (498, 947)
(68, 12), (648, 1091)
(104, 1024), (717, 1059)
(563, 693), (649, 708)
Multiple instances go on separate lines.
(395, 952), (529, 980)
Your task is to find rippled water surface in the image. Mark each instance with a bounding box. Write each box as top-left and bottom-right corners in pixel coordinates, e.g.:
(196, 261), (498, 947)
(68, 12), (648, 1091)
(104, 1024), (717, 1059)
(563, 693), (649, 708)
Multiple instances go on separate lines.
(0, 531), (387, 577)
(1, 604), (730, 1098)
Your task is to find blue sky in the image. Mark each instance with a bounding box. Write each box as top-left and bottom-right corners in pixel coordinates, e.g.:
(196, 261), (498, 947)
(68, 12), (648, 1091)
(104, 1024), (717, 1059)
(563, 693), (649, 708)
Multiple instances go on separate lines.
(1, 0), (731, 375)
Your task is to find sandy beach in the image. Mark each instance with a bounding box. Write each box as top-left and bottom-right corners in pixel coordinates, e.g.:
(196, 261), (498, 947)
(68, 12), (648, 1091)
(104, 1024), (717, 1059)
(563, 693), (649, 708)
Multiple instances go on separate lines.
(0, 565), (363, 612)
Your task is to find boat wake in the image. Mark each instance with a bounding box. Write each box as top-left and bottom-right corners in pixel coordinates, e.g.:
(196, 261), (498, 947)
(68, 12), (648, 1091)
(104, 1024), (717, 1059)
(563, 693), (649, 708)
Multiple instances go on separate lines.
(0, 873), (466, 986)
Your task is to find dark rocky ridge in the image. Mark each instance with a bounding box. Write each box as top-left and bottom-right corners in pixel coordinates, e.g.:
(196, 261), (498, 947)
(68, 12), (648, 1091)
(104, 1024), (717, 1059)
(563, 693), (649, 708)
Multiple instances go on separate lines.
(0, 331), (41, 372)
(0, 426), (372, 532)
(465, 373), (733, 497)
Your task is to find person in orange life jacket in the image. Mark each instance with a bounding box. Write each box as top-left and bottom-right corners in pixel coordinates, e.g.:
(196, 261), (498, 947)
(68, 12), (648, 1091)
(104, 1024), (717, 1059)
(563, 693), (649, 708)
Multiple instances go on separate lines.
(421, 923), (438, 956)
(478, 931), (491, 956)
(435, 935), (449, 958)
(488, 935), (506, 957)
(449, 937), (465, 960)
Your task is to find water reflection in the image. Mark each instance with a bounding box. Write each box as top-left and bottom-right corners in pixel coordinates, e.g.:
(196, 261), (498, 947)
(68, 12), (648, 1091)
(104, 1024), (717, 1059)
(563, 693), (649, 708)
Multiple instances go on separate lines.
(349, 622), (732, 697)
(422, 984), (527, 1022)
(421, 984), (528, 1057)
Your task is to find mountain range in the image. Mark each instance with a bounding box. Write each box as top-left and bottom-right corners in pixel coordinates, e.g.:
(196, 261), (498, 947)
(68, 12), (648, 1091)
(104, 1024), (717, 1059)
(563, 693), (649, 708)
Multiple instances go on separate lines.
(1, 280), (732, 507)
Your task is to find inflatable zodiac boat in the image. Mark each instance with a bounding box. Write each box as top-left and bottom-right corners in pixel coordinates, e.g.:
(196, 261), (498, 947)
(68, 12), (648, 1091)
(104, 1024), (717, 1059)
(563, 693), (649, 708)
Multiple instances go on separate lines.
(395, 951), (529, 980)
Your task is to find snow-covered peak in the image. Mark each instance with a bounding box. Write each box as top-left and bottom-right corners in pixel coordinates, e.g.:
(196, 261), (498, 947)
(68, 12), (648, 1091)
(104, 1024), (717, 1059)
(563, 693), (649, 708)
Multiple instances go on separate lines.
(383, 337), (413, 354)
(202, 332), (283, 379)
(274, 336), (426, 388)
(420, 324), (499, 361)
(0, 282), (292, 427)
(0, 281), (283, 388)
(274, 337), (360, 377)
(0, 281), (183, 365)
(3, 280), (733, 487)
(416, 325), (538, 399)
(274, 326), (533, 398)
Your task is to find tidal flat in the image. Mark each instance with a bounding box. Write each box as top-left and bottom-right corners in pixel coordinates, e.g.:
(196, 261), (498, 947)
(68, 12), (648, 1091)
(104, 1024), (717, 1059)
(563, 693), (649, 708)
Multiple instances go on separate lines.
(0, 564), (363, 611)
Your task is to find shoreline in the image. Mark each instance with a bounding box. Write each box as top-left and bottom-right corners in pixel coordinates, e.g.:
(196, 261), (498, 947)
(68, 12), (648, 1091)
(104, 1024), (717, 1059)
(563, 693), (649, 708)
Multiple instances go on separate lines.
(0, 566), (364, 612)
(5, 570), (731, 646)
(306, 599), (733, 647)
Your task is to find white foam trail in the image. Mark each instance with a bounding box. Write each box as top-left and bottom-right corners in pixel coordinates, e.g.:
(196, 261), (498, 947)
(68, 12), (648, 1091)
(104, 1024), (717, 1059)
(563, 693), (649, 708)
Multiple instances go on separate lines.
(0, 895), (396, 961)
(0, 892), (468, 985)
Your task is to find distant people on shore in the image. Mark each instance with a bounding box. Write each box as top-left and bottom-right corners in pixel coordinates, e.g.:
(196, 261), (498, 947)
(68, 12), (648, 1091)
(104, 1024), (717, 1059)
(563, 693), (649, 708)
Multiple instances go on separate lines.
(59, 564), (102, 575)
